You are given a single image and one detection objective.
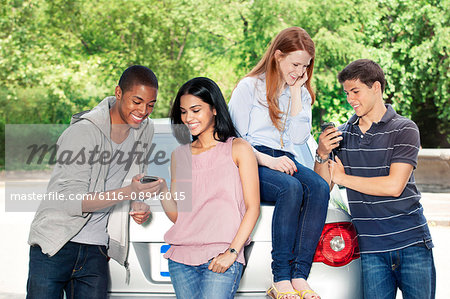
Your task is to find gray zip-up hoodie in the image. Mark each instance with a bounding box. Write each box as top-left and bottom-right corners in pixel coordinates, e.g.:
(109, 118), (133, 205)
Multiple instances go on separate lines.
(28, 96), (154, 269)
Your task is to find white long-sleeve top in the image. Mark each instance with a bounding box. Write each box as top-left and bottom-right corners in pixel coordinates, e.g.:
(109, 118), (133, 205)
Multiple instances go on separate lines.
(228, 75), (312, 157)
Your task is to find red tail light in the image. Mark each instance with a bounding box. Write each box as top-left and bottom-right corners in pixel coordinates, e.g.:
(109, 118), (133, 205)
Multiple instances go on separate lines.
(313, 222), (360, 267)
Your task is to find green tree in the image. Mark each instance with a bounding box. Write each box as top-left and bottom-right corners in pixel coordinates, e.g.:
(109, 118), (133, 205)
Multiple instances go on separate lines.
(363, 0), (449, 146)
(1, 0), (448, 170)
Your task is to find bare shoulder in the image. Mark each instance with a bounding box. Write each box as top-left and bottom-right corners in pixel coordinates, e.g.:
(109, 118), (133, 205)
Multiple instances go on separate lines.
(232, 137), (252, 152)
(232, 138), (255, 165)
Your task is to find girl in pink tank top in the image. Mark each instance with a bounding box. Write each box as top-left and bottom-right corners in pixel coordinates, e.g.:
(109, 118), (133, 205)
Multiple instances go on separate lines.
(158, 77), (260, 299)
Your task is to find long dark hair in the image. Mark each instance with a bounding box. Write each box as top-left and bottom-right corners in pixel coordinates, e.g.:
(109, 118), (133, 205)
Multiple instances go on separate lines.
(170, 77), (238, 144)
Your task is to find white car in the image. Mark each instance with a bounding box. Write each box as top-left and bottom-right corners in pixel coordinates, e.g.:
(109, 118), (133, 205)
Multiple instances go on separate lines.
(108, 119), (363, 299)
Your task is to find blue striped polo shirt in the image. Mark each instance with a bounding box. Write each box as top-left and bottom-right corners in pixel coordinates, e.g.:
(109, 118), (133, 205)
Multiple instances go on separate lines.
(335, 104), (433, 254)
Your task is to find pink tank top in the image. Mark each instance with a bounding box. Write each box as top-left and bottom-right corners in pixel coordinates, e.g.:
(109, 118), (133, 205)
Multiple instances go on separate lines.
(164, 137), (248, 265)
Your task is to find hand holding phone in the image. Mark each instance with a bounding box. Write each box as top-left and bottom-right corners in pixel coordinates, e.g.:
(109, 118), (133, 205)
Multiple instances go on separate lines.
(320, 122), (335, 132)
(319, 122), (341, 161)
(140, 175), (159, 184)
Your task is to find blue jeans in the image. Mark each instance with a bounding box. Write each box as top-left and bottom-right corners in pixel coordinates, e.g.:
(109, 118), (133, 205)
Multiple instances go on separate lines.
(254, 146), (330, 282)
(361, 244), (436, 299)
(27, 242), (109, 299)
(168, 259), (243, 299)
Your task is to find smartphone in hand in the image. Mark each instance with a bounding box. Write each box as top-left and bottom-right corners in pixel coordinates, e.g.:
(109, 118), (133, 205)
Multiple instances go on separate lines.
(320, 122), (335, 132)
(140, 175), (159, 184)
(320, 122), (340, 160)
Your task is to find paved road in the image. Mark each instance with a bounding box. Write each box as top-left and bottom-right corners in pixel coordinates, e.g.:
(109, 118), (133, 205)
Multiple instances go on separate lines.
(420, 192), (450, 226)
(1, 181), (449, 299)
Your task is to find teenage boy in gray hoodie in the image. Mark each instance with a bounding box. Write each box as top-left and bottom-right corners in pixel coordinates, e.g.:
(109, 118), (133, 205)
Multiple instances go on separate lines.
(27, 65), (164, 299)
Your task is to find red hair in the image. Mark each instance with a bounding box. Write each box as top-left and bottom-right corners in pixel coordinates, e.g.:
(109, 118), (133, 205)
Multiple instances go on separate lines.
(246, 27), (315, 130)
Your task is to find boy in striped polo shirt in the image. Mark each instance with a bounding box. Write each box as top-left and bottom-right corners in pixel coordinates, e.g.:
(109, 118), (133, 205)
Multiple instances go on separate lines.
(315, 59), (435, 299)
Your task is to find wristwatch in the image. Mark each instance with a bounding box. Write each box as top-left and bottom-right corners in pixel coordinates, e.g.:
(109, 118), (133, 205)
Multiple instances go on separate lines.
(315, 151), (329, 164)
(229, 248), (239, 256)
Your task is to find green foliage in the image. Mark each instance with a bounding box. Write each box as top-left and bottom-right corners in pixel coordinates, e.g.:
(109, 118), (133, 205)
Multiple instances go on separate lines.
(5, 124), (67, 170)
(0, 0), (448, 169)
(362, 0), (449, 146)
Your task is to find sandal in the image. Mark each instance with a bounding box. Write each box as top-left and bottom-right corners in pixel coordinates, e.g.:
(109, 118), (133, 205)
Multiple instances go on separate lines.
(297, 289), (320, 299)
(267, 283), (299, 299)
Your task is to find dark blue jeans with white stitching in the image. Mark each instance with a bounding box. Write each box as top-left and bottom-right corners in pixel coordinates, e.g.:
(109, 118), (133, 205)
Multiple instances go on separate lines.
(27, 241), (109, 299)
(254, 145), (330, 282)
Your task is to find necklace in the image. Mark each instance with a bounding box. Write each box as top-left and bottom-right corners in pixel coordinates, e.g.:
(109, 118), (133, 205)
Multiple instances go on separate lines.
(279, 96), (291, 149)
